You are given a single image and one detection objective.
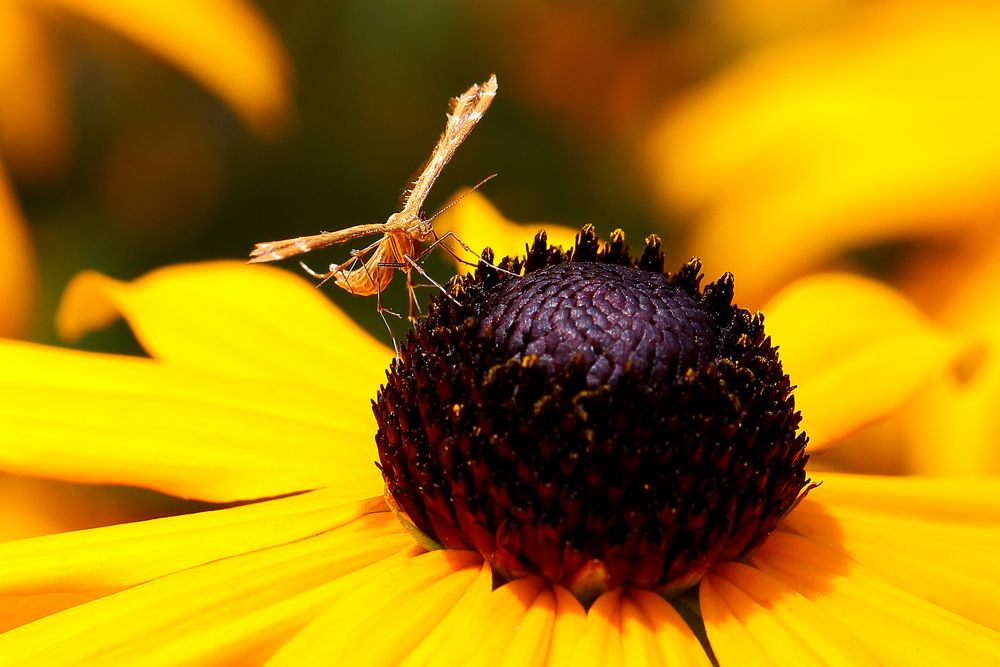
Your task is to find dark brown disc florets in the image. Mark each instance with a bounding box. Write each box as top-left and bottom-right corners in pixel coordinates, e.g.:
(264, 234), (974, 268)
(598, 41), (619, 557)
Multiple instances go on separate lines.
(373, 226), (812, 602)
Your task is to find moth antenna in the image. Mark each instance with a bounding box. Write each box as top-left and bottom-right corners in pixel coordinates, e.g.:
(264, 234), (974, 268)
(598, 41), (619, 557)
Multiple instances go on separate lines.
(423, 173), (498, 224)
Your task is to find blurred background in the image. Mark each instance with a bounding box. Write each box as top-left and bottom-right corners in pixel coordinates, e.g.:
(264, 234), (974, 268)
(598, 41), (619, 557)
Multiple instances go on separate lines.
(4, 0), (1000, 536)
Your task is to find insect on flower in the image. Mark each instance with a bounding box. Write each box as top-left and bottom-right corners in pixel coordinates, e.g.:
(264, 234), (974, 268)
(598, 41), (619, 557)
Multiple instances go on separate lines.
(249, 74), (501, 341)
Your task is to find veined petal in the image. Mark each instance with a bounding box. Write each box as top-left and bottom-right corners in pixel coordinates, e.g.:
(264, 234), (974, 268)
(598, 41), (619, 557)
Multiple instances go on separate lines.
(763, 273), (956, 451)
(36, 0), (291, 135)
(781, 473), (1000, 627)
(408, 574), (552, 667)
(499, 587), (557, 667)
(650, 2), (1000, 302)
(137, 546), (416, 665)
(544, 587), (588, 666)
(0, 517), (413, 665)
(266, 550), (483, 665)
(433, 191), (579, 268)
(397, 563), (495, 666)
(577, 589), (625, 667)
(56, 261), (392, 394)
(705, 531), (1000, 665)
(0, 2), (70, 180)
(625, 589), (712, 667)
(455, 577), (548, 667)
(702, 562), (878, 666)
(0, 162), (36, 339)
(0, 339), (381, 501)
(0, 489), (392, 596)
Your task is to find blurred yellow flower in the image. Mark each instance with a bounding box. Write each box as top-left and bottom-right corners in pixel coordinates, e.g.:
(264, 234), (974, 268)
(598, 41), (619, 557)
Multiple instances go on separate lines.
(0, 0), (292, 338)
(648, 0), (1000, 305)
(434, 190), (578, 271)
(0, 234), (994, 661)
(899, 231), (1000, 475)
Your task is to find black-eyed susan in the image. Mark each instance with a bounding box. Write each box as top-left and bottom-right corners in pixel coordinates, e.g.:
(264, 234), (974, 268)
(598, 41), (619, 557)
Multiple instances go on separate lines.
(0, 228), (996, 664)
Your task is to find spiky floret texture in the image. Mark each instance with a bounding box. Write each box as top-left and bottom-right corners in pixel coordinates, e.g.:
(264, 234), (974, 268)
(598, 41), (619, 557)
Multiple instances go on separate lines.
(374, 226), (812, 601)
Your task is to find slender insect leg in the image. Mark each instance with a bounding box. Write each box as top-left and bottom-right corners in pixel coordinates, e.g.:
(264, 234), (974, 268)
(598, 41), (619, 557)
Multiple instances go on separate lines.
(300, 261), (349, 291)
(416, 230), (519, 277)
(405, 264), (422, 321)
(373, 272), (400, 357)
(402, 254), (461, 307)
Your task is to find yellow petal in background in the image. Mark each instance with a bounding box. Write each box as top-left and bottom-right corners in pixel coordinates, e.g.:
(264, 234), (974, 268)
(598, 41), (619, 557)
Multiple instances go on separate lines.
(36, 0), (292, 136)
(57, 262), (392, 395)
(904, 235), (1000, 474)
(0, 2), (70, 181)
(650, 2), (1000, 301)
(433, 191), (580, 269)
(762, 273), (957, 452)
(0, 162), (36, 339)
(0, 340), (381, 502)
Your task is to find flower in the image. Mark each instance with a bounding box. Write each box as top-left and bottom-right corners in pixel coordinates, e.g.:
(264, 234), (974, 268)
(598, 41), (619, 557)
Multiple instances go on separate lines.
(0, 230), (996, 662)
(0, 0), (292, 337)
(647, 1), (1000, 305)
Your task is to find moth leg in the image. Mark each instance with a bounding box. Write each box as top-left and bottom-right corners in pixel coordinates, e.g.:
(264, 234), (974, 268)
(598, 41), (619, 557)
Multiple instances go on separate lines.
(406, 265), (421, 321)
(299, 261), (348, 291)
(372, 269), (401, 358)
(418, 230), (520, 278)
(402, 254), (461, 308)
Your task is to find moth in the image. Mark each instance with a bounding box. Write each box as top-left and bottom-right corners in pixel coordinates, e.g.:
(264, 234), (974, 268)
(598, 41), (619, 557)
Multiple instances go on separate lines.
(249, 74), (499, 331)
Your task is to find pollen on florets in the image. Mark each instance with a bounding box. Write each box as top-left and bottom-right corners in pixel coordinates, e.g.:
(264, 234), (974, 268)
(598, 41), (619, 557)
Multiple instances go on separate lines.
(373, 225), (812, 603)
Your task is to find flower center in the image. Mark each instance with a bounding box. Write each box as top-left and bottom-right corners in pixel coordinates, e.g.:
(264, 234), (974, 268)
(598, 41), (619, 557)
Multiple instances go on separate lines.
(479, 262), (720, 388)
(373, 227), (812, 603)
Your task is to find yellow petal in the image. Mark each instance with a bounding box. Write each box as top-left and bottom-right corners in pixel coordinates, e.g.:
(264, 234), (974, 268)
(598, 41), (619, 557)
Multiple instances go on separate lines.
(702, 562), (879, 666)
(397, 563), (495, 666)
(781, 473), (1000, 628)
(0, 518), (413, 665)
(267, 550), (483, 665)
(57, 261), (392, 394)
(762, 273), (956, 451)
(626, 589), (712, 667)
(577, 589), (625, 667)
(37, 0), (291, 135)
(650, 2), (1000, 301)
(433, 191), (580, 269)
(0, 489), (393, 596)
(544, 586), (588, 666)
(0, 162), (36, 339)
(0, 339), (381, 501)
(708, 531), (1000, 665)
(499, 587), (557, 667)
(462, 577), (548, 667)
(0, 2), (70, 180)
